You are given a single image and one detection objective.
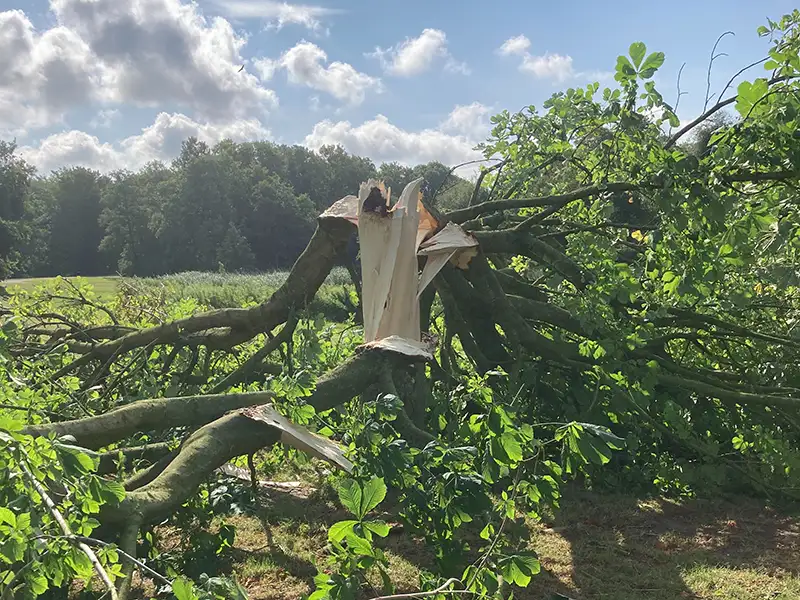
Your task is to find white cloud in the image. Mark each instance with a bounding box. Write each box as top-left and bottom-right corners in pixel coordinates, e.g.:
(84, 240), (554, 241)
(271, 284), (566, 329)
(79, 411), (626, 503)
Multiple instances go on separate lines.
(266, 41), (381, 104)
(209, 0), (340, 32)
(49, 0), (277, 119)
(497, 35), (575, 83)
(367, 28), (469, 77)
(521, 53), (574, 82)
(18, 131), (121, 173)
(440, 102), (493, 139)
(303, 103), (492, 170)
(497, 34), (530, 57)
(19, 112), (270, 173)
(0, 9), (111, 134)
(121, 112), (270, 164)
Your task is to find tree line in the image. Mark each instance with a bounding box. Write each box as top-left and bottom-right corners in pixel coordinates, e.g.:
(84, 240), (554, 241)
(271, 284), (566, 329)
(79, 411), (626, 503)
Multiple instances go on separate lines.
(0, 138), (477, 279)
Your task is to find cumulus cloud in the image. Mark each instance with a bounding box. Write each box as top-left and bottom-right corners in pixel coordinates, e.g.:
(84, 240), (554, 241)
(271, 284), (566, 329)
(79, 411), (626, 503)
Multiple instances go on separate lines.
(497, 34), (531, 57)
(367, 28), (469, 77)
(19, 112), (270, 173)
(303, 103), (492, 170)
(209, 0), (340, 32)
(496, 34), (575, 83)
(521, 53), (574, 81)
(440, 102), (493, 139)
(0, 9), (111, 134)
(265, 41), (381, 104)
(49, 0), (277, 119)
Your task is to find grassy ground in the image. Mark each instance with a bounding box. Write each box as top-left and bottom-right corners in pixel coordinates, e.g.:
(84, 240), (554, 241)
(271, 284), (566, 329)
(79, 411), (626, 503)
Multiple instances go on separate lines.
(2, 269), (356, 317)
(201, 487), (800, 600)
(3, 275), (121, 299)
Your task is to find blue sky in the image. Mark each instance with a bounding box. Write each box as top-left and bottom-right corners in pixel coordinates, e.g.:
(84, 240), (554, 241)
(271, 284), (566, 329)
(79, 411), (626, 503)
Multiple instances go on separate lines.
(0, 0), (794, 174)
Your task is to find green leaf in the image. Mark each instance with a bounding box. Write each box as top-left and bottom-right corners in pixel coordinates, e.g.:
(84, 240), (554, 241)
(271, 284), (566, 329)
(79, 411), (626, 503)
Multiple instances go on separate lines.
(639, 51), (665, 78)
(27, 568), (48, 595)
(735, 79), (768, 116)
(337, 479), (363, 518)
(364, 520), (390, 538)
(0, 507), (16, 527)
(615, 55), (636, 81)
(344, 533), (373, 556)
(101, 481), (126, 504)
(328, 519), (357, 543)
(501, 554), (541, 587)
(499, 432), (523, 463)
(359, 477), (387, 517)
(667, 111), (680, 128)
(577, 423), (625, 449)
(172, 576), (196, 600)
(629, 42), (646, 68)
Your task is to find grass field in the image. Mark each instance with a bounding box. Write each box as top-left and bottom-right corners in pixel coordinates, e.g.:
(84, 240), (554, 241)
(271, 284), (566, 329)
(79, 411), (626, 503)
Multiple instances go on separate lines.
(3, 275), (121, 299)
(162, 485), (800, 600)
(2, 270), (356, 317)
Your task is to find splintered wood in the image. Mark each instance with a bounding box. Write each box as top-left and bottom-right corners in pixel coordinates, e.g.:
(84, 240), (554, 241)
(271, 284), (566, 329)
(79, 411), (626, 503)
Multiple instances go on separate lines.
(322, 178), (478, 348)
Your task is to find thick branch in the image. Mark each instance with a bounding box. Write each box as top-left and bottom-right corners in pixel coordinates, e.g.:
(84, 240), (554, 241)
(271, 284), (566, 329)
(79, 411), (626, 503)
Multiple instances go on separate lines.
(102, 413), (282, 524)
(474, 229), (593, 290)
(721, 170), (800, 183)
(506, 294), (587, 336)
(657, 373), (800, 409)
(54, 217), (355, 377)
(23, 391), (275, 449)
(446, 182), (638, 224)
(101, 349), (393, 525)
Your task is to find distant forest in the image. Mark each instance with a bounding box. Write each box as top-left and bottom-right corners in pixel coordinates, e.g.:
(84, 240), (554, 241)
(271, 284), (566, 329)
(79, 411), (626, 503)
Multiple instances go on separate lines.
(0, 138), (480, 279)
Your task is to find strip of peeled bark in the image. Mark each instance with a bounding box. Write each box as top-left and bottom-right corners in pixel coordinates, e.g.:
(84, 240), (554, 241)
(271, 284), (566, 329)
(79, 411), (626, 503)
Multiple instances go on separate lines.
(102, 413), (282, 524)
(23, 391), (275, 449)
(101, 349), (393, 525)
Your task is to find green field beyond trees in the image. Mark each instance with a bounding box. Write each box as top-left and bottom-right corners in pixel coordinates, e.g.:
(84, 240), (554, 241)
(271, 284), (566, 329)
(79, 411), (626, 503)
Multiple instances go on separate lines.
(2, 10), (800, 600)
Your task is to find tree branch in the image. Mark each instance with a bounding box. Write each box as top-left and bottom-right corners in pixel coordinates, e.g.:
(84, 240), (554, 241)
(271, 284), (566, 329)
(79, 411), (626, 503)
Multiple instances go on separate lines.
(23, 390), (275, 449)
(446, 182), (640, 224)
(665, 74), (800, 149)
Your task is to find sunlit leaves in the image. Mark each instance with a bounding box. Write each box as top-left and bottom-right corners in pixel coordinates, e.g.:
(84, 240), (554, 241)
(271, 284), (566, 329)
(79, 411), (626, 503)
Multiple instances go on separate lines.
(338, 477), (386, 521)
(615, 42), (665, 83)
(629, 42), (647, 69)
(499, 553), (542, 587)
(736, 79), (769, 117)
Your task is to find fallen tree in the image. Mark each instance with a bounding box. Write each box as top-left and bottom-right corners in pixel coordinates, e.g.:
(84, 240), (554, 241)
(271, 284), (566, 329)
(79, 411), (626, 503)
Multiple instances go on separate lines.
(6, 18), (800, 598)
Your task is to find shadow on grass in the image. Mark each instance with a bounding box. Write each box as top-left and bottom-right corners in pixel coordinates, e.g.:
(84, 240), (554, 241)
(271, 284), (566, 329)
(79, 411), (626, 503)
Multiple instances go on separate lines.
(524, 489), (800, 600)
(216, 484), (800, 600)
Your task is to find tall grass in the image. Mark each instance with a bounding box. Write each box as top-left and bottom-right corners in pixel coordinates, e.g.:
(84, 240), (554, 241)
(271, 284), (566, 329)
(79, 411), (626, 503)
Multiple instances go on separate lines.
(126, 267), (355, 320)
